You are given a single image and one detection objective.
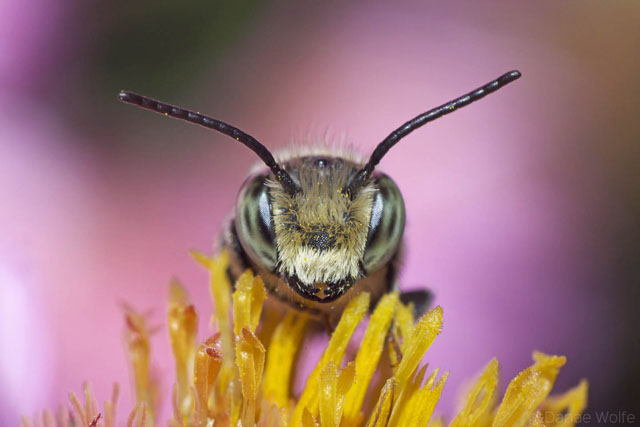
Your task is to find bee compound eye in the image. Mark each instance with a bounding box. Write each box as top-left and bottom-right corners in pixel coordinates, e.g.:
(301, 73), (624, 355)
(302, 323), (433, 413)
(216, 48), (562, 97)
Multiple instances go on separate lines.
(235, 174), (278, 271)
(363, 175), (405, 272)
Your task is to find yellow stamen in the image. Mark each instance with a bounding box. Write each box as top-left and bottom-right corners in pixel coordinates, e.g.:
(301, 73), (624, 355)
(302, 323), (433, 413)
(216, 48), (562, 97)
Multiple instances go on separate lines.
(69, 391), (86, 426)
(235, 328), (266, 426)
(527, 411), (545, 427)
(193, 335), (223, 421)
(395, 306), (443, 393)
(367, 378), (395, 427)
(318, 361), (355, 427)
(123, 305), (156, 420)
(232, 269), (266, 335)
(493, 352), (567, 427)
(343, 291), (399, 424)
(395, 370), (448, 426)
(540, 379), (588, 427)
(264, 311), (309, 408)
(104, 382), (120, 427)
(450, 358), (499, 427)
(167, 279), (198, 418)
(389, 300), (415, 372)
(191, 249), (236, 404)
(191, 250), (233, 359)
(29, 252), (589, 427)
(394, 300), (416, 354)
(302, 408), (319, 427)
(292, 292), (370, 426)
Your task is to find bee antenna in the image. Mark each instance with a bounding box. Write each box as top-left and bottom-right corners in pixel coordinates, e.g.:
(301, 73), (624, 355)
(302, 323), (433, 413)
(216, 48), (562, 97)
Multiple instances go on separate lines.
(347, 70), (522, 194)
(118, 91), (299, 194)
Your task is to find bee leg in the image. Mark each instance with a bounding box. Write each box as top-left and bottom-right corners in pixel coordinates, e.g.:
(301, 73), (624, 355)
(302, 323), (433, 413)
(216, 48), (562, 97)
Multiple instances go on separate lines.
(386, 331), (403, 367)
(322, 313), (335, 334)
(225, 267), (237, 291)
(221, 219), (252, 291)
(399, 289), (433, 317)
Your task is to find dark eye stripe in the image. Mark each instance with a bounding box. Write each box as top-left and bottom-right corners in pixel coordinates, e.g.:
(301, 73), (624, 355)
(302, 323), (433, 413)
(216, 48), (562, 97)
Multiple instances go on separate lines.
(236, 175), (278, 270)
(244, 185), (276, 250)
(364, 175), (405, 272)
(251, 178), (264, 198)
(257, 189), (276, 245)
(366, 191), (384, 243)
(384, 210), (396, 241)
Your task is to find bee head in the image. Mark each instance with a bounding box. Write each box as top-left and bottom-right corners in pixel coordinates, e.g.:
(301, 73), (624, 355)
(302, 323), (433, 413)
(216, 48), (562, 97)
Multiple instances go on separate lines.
(235, 156), (405, 302)
(118, 70), (521, 303)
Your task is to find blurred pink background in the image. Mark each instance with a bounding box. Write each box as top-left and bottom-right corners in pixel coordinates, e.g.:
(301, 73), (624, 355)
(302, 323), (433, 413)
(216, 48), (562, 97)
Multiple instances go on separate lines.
(2, 0), (639, 424)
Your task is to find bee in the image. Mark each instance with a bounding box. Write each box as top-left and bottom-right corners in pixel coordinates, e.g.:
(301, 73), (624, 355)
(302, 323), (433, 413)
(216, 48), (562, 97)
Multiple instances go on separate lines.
(119, 70), (521, 323)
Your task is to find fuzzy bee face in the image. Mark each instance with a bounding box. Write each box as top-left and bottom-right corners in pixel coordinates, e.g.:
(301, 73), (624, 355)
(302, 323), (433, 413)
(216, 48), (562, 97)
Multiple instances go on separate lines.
(235, 155), (405, 303)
